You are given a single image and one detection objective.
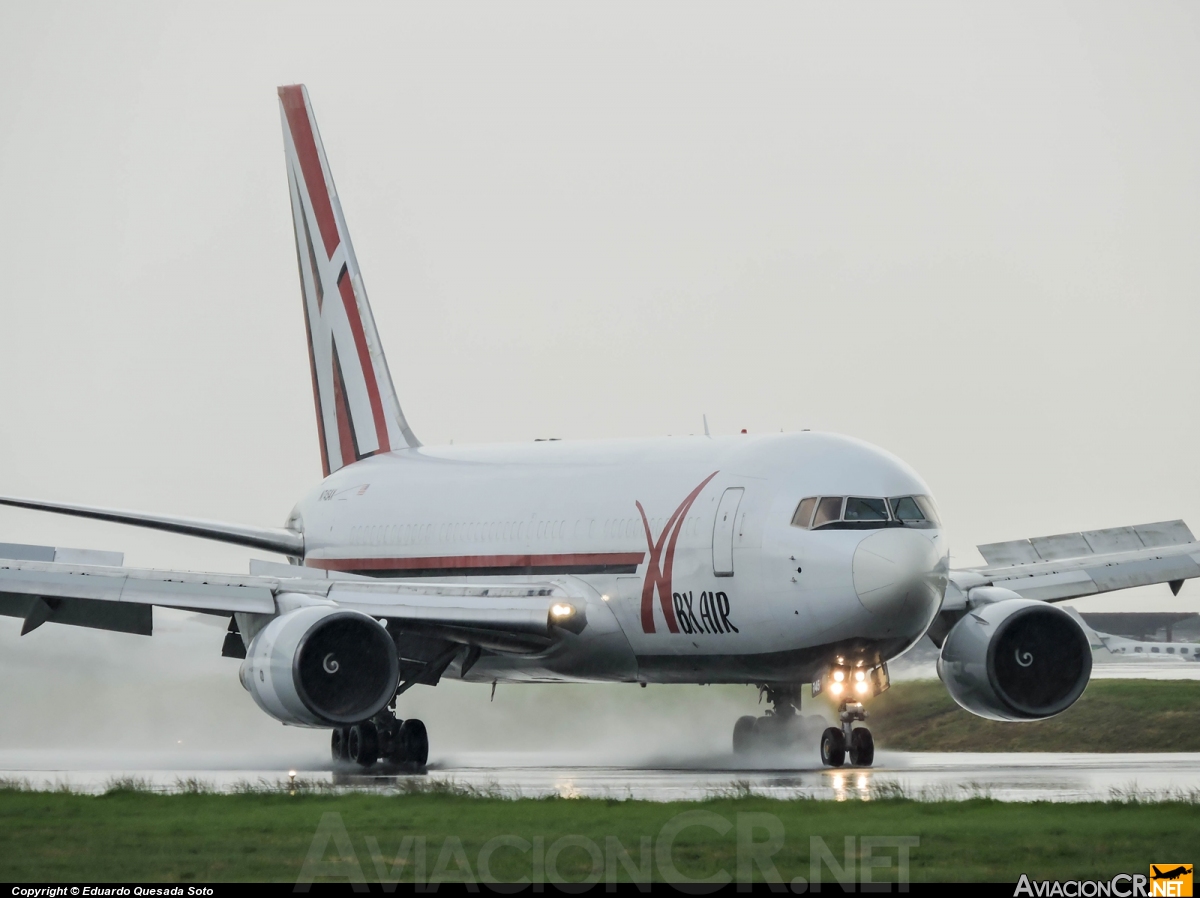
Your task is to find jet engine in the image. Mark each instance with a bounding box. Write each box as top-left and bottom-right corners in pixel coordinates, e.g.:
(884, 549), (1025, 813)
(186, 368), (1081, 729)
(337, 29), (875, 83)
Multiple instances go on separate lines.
(936, 597), (1091, 721)
(239, 604), (400, 727)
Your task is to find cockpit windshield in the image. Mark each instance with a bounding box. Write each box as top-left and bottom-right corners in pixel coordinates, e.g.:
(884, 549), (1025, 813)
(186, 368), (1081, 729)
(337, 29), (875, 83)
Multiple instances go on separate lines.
(791, 494), (940, 530)
(844, 497), (889, 522)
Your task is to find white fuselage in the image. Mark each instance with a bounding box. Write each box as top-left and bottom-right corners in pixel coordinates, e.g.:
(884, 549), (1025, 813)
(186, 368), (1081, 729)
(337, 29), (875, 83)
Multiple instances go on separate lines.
(291, 431), (949, 686)
(1096, 633), (1200, 662)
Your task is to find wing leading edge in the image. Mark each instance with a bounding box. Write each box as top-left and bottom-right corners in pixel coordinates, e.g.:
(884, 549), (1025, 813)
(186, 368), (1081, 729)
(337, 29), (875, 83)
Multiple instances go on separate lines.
(0, 495), (303, 556)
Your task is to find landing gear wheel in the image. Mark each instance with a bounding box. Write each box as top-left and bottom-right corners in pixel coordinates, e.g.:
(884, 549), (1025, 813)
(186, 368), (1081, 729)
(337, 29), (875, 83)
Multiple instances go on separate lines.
(331, 727), (348, 762)
(348, 722), (380, 768)
(820, 727), (846, 767)
(394, 718), (429, 767)
(753, 715), (780, 749)
(733, 716), (756, 754)
(849, 728), (874, 767)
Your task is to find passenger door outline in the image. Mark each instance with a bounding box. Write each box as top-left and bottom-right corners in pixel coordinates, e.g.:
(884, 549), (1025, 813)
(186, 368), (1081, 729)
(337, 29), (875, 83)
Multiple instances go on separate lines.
(712, 487), (744, 577)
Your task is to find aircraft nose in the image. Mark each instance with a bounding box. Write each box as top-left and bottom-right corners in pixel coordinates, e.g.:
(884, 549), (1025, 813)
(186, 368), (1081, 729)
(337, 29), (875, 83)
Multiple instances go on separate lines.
(852, 529), (947, 623)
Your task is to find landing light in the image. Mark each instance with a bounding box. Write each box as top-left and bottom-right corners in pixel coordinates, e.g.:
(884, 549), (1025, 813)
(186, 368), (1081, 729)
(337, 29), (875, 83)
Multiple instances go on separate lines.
(832, 669), (845, 683)
(830, 682), (843, 696)
(855, 681), (869, 695)
(854, 670), (866, 683)
(550, 603), (575, 620)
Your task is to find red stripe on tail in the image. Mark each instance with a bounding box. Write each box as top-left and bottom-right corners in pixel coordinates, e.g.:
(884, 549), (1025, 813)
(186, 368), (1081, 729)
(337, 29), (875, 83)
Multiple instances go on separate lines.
(330, 344), (358, 466)
(337, 267), (390, 454)
(279, 86), (341, 259)
(302, 299), (332, 478)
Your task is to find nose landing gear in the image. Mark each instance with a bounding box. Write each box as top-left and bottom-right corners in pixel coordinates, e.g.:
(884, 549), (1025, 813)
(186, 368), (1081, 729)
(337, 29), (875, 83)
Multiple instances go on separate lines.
(821, 700), (873, 768)
(814, 661), (888, 767)
(331, 712), (428, 770)
(731, 682), (877, 768)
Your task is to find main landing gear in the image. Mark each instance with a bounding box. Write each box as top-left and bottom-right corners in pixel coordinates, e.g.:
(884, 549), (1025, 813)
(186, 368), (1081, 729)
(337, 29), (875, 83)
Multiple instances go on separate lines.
(732, 684), (825, 756)
(331, 712), (428, 770)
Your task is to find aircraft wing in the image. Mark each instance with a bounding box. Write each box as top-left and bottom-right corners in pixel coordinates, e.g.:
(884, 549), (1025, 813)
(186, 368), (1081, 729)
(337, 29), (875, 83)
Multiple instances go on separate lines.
(948, 519), (1198, 604)
(0, 543), (586, 655)
(0, 494), (303, 555)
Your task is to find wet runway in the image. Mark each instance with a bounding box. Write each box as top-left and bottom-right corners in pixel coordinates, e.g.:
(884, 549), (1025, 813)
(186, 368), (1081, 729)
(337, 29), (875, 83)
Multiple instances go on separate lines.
(3, 749), (1199, 802)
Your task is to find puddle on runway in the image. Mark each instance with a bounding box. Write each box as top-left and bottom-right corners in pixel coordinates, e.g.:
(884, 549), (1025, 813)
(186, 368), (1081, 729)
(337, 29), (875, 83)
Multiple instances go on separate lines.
(2, 749), (1199, 802)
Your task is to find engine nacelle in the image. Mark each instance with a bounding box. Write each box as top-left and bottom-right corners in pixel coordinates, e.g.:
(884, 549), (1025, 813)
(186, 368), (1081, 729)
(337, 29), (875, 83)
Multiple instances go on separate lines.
(937, 597), (1091, 721)
(239, 605), (400, 727)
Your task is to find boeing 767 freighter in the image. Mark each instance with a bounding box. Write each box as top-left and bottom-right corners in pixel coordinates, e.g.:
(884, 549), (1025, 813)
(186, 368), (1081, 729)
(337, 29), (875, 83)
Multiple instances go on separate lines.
(2, 86), (1196, 769)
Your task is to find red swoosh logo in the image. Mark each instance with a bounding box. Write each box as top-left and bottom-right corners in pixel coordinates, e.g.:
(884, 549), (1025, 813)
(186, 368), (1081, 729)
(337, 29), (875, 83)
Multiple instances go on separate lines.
(637, 471), (719, 633)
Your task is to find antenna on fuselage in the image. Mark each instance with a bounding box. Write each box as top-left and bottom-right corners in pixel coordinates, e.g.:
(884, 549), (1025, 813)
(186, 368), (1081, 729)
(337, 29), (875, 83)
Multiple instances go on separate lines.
(703, 414), (711, 437)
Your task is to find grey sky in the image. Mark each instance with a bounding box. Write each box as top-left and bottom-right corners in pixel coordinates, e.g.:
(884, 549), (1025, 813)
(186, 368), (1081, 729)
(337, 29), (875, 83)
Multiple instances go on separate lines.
(0, 3), (1197, 750)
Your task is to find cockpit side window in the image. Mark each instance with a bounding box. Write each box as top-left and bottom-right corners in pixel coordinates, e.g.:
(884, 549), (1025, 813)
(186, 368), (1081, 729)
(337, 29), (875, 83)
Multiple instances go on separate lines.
(890, 496), (925, 522)
(887, 495), (941, 529)
(914, 495), (942, 527)
(791, 497), (818, 529)
(812, 496), (844, 528)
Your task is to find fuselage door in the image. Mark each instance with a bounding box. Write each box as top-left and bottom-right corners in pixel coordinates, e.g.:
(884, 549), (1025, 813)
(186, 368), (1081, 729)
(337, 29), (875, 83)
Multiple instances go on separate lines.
(712, 487), (744, 577)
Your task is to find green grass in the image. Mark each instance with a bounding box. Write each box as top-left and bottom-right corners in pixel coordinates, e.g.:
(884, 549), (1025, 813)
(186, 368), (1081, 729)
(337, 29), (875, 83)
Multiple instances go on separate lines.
(0, 787), (1196, 883)
(3, 679), (1197, 883)
(865, 678), (1200, 752)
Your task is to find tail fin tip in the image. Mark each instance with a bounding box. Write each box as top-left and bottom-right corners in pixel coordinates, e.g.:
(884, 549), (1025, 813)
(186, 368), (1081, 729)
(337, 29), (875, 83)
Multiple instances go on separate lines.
(278, 84), (419, 476)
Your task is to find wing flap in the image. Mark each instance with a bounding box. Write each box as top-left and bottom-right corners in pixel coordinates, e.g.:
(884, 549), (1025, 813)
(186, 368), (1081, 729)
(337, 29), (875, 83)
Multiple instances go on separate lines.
(1028, 532), (1092, 562)
(0, 562), (280, 616)
(1130, 520), (1194, 549)
(1080, 526), (1144, 555)
(976, 540), (1040, 566)
(0, 541), (124, 567)
(0, 593), (151, 636)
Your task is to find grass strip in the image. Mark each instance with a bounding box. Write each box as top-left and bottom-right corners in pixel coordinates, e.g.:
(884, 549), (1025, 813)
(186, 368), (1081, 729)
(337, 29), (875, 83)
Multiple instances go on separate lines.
(868, 678), (1200, 752)
(1, 788), (1197, 883)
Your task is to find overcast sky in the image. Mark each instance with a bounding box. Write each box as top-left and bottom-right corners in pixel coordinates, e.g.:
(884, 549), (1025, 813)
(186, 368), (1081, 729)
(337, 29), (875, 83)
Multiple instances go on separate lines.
(0, 2), (1197, 752)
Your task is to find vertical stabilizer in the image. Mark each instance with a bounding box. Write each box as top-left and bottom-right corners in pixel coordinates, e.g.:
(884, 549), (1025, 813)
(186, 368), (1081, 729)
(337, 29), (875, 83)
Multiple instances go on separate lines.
(278, 84), (419, 476)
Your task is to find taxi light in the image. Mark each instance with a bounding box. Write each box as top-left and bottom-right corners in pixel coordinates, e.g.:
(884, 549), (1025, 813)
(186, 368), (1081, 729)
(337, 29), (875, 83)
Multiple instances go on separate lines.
(550, 603), (575, 620)
(830, 682), (843, 696)
(854, 670), (866, 683)
(855, 680), (869, 695)
(833, 669), (845, 682)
